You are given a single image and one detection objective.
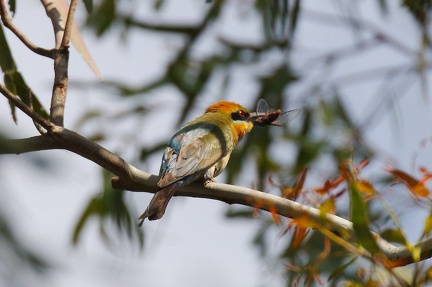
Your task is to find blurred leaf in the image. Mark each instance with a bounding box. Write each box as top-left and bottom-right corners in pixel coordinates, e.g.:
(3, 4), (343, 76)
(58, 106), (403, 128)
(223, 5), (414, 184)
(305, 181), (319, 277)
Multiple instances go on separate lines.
(225, 207), (254, 219)
(72, 169), (144, 247)
(290, 226), (309, 249)
(0, 211), (49, 274)
(327, 257), (358, 281)
(0, 25), (48, 122)
(402, 0), (432, 26)
(283, 167), (307, 199)
(53, 0), (102, 79)
(349, 184), (380, 255)
(380, 228), (407, 246)
(83, 0), (93, 13)
(7, 0), (16, 16)
(422, 212), (432, 237)
(319, 197), (336, 215)
(289, 0), (301, 37)
(387, 167), (429, 197)
(353, 180), (376, 197)
(86, 0), (116, 36)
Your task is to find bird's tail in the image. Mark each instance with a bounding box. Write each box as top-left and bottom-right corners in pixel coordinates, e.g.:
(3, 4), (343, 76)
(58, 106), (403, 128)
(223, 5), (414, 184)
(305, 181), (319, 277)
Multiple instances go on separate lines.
(138, 181), (182, 226)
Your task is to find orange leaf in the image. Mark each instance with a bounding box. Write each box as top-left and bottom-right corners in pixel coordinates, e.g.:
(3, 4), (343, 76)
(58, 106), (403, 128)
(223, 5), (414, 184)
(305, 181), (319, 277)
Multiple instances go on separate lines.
(284, 167), (308, 200)
(388, 167), (429, 197)
(290, 226), (309, 249)
(289, 216), (318, 229)
(269, 206), (281, 225)
(353, 180), (376, 197)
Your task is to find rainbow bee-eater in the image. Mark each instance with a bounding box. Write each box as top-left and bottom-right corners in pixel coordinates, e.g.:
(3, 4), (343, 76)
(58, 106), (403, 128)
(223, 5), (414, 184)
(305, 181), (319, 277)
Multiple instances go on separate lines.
(138, 100), (299, 225)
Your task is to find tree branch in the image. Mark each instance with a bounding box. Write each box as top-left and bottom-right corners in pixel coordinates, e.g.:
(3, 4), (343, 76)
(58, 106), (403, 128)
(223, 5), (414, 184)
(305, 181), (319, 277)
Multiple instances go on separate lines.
(0, 83), (53, 130)
(112, 176), (432, 268)
(0, 0), (55, 58)
(60, 0), (77, 49)
(40, 0), (78, 126)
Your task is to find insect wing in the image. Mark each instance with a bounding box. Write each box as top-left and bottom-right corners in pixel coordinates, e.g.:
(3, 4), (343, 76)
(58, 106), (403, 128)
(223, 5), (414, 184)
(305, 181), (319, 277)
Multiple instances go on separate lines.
(272, 109), (302, 126)
(256, 99), (270, 114)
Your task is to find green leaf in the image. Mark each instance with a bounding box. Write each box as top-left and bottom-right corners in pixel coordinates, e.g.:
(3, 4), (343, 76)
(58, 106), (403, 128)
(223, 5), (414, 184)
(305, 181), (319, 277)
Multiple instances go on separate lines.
(289, 0), (301, 37)
(86, 0), (116, 36)
(0, 25), (17, 72)
(7, 0), (16, 15)
(349, 184), (380, 255)
(0, 25), (48, 122)
(327, 257), (357, 281)
(82, 0), (93, 14)
(72, 169), (144, 248)
(380, 228), (407, 246)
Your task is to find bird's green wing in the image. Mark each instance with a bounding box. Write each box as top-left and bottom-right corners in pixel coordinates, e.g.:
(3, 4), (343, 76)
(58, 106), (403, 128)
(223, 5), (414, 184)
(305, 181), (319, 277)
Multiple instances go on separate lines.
(157, 124), (230, 187)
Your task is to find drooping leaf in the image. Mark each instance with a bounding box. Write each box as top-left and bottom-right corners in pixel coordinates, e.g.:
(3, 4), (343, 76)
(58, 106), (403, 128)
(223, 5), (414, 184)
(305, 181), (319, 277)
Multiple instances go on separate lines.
(349, 184), (380, 255)
(86, 0), (116, 36)
(72, 169), (144, 248)
(422, 212), (432, 237)
(53, 0), (102, 79)
(7, 0), (16, 16)
(327, 257), (358, 281)
(388, 167), (429, 197)
(0, 25), (48, 122)
(380, 228), (407, 246)
(353, 180), (376, 199)
(82, 0), (93, 14)
(290, 226), (309, 249)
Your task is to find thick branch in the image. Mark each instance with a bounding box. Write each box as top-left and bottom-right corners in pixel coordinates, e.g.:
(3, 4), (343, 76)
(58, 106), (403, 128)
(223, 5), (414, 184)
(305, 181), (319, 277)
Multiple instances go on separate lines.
(112, 176), (432, 268)
(0, 0), (55, 58)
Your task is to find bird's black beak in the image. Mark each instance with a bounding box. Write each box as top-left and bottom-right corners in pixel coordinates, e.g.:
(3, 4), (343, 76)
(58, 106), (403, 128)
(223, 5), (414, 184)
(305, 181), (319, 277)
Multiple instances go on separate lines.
(247, 112), (266, 126)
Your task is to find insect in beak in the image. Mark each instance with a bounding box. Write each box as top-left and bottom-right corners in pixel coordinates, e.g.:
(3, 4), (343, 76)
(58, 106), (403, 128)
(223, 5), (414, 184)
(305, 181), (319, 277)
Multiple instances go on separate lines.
(248, 99), (301, 127)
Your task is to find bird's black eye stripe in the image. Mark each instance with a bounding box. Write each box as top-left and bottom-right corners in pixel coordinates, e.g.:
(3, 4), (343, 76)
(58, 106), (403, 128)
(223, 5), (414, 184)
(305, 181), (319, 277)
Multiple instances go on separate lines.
(231, 110), (250, 121)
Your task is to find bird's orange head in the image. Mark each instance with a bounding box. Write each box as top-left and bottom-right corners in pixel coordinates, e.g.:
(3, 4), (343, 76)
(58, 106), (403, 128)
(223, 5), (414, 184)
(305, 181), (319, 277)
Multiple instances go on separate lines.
(204, 101), (254, 140)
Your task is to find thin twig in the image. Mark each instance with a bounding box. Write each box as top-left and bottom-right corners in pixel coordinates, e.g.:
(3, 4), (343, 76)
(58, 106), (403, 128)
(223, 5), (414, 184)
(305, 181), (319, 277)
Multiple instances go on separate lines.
(0, 0), (55, 58)
(60, 0), (77, 48)
(41, 0), (78, 126)
(0, 83), (53, 130)
(28, 90), (47, 135)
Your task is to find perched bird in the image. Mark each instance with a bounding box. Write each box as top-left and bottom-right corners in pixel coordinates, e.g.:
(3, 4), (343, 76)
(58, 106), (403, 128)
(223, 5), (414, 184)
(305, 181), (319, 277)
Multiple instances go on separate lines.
(138, 101), (254, 225)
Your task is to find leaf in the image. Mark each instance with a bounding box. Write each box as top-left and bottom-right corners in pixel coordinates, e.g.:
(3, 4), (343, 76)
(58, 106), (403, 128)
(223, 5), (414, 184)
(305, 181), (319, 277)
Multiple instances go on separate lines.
(54, 0), (102, 79)
(85, 0), (116, 36)
(388, 167), (429, 197)
(349, 184), (380, 255)
(0, 25), (48, 122)
(319, 197), (336, 216)
(82, 0), (93, 14)
(289, 0), (301, 37)
(7, 0), (16, 16)
(289, 216), (318, 230)
(328, 257), (358, 281)
(290, 226), (309, 249)
(380, 228), (407, 246)
(283, 167), (307, 199)
(353, 180), (376, 198)
(72, 169), (144, 247)
(422, 212), (432, 237)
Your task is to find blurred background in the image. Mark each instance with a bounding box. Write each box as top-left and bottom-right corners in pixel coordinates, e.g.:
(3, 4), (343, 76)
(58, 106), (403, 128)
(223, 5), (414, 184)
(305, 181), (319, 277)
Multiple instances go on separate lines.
(1, 0), (432, 286)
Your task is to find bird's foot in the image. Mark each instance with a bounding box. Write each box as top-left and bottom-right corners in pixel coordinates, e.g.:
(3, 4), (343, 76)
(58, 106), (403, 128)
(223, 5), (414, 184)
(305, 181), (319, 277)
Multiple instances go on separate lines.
(204, 177), (216, 186)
